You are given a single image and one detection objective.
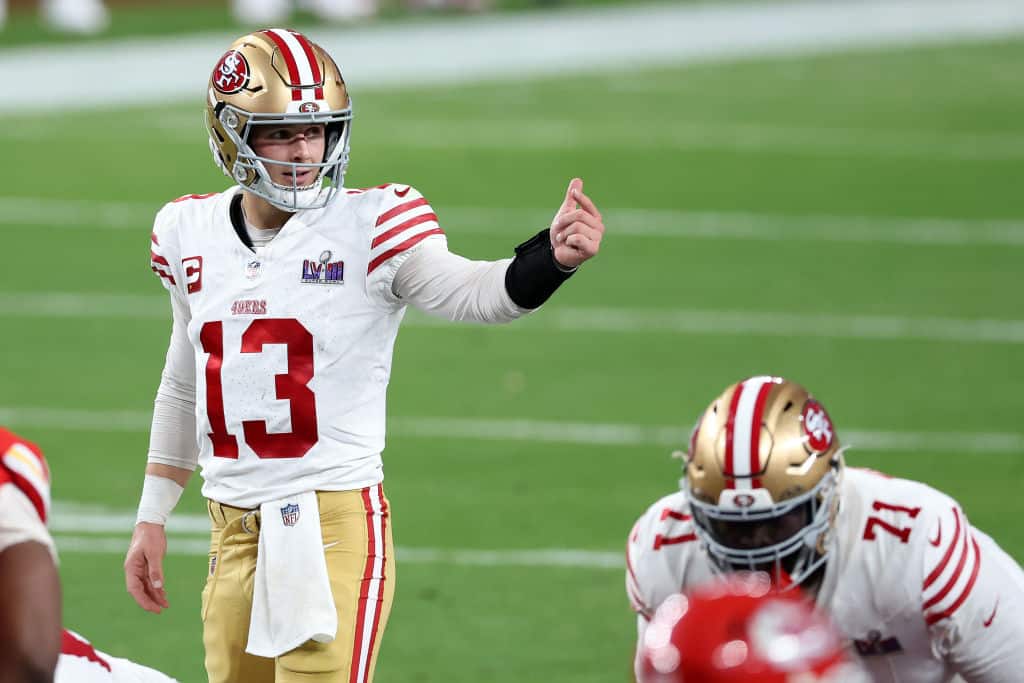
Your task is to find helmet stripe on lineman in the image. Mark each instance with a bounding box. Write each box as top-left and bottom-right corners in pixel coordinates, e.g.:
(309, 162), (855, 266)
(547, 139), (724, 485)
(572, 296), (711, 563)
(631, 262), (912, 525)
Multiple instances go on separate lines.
(726, 376), (777, 491)
(723, 382), (745, 488)
(746, 379), (777, 488)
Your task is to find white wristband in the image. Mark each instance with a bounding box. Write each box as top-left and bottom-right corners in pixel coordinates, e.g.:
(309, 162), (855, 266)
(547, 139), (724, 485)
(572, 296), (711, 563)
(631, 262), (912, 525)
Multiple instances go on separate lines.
(136, 475), (185, 526)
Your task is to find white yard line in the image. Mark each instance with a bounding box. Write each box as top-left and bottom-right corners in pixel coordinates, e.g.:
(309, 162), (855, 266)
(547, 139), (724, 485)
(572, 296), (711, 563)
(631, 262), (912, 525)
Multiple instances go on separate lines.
(354, 120), (1024, 162)
(3, 197), (1023, 247)
(52, 534), (621, 569)
(90, 115), (1024, 162)
(2, 407), (1020, 453)
(1, 293), (1021, 344)
(3, 0), (1024, 112)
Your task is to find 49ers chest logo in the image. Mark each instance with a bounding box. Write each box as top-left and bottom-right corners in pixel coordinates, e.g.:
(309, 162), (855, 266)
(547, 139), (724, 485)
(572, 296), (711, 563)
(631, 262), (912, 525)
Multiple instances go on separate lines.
(213, 50), (250, 94)
(801, 399), (834, 453)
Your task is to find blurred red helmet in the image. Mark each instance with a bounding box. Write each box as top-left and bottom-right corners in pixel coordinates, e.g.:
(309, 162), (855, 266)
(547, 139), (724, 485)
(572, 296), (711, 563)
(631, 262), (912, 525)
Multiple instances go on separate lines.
(638, 574), (867, 683)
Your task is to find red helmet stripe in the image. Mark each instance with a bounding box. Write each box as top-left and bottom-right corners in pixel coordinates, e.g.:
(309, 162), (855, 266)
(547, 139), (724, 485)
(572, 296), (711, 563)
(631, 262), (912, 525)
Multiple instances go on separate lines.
(747, 380), (774, 488)
(262, 29), (304, 101)
(289, 30), (325, 100)
(723, 381), (746, 487)
(725, 376), (777, 490)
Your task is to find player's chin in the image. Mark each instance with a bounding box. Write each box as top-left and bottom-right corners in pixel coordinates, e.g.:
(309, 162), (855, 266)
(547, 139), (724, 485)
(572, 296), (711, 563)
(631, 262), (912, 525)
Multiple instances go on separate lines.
(280, 171), (318, 188)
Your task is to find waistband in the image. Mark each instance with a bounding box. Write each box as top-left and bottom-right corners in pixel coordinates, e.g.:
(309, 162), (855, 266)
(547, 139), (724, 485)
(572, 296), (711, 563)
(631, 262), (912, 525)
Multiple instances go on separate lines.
(206, 486), (384, 533)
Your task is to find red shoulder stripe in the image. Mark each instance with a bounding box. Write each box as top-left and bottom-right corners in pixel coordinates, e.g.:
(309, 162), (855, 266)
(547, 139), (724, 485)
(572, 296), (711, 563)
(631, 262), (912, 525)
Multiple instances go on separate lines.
(375, 197), (429, 228)
(367, 228), (444, 275)
(0, 431), (50, 523)
(925, 535), (982, 625)
(923, 519), (971, 610)
(172, 193), (217, 203)
(923, 508), (962, 590)
(372, 213), (439, 249)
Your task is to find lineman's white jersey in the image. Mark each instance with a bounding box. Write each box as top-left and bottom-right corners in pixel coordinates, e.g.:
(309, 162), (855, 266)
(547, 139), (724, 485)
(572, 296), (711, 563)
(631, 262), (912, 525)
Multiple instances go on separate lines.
(626, 467), (1024, 683)
(149, 184), (445, 508)
(57, 630), (178, 683)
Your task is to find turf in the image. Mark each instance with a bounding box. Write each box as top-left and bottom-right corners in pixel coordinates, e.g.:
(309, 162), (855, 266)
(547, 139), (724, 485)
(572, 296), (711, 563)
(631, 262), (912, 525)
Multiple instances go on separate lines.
(3, 35), (1023, 682)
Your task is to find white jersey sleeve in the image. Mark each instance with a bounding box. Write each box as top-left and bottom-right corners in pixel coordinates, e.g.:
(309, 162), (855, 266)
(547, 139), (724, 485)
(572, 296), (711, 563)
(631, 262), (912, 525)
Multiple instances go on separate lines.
(146, 201), (199, 471)
(393, 239), (526, 323)
(922, 503), (1024, 682)
(148, 203), (188, 298)
(363, 185), (445, 307)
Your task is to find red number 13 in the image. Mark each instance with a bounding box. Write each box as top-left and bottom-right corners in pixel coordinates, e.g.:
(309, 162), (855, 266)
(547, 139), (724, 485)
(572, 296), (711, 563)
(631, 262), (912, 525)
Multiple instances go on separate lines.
(200, 318), (319, 459)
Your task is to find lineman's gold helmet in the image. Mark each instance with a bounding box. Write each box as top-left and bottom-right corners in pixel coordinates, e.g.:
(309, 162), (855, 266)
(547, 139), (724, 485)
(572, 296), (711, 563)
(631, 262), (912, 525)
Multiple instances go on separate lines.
(683, 376), (844, 591)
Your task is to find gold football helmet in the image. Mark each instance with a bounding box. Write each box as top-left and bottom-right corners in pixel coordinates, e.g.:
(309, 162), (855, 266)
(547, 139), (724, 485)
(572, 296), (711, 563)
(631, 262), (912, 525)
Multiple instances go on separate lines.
(683, 376), (844, 591)
(205, 28), (352, 211)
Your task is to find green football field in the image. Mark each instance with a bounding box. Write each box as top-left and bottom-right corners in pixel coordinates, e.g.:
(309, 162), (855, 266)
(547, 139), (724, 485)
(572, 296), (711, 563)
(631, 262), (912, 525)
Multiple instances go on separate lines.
(2, 33), (1024, 682)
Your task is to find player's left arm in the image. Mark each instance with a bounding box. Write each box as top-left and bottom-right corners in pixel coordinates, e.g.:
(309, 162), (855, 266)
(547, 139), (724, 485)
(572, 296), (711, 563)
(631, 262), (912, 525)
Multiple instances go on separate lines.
(923, 504), (1024, 681)
(380, 178), (604, 322)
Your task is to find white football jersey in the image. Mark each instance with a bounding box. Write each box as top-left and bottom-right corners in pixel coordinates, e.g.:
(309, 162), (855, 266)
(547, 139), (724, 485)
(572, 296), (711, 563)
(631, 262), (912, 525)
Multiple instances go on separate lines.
(57, 630), (178, 683)
(626, 467), (1024, 683)
(149, 184), (445, 507)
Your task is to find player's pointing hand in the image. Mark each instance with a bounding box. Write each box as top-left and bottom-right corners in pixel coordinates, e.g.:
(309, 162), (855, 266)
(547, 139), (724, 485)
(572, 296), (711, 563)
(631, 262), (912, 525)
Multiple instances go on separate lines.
(550, 178), (604, 269)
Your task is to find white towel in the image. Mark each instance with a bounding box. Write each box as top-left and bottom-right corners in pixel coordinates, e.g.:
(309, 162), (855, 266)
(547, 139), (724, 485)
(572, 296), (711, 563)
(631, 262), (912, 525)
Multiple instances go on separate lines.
(246, 491), (338, 658)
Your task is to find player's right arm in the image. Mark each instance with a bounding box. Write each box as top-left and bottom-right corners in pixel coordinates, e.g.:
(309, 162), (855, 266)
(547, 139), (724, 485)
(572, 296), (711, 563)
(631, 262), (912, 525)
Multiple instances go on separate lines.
(126, 206), (199, 614)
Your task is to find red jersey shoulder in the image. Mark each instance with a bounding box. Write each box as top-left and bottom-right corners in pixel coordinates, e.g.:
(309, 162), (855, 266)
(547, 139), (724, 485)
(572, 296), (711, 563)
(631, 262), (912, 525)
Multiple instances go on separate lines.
(0, 427), (51, 523)
(61, 630), (112, 672)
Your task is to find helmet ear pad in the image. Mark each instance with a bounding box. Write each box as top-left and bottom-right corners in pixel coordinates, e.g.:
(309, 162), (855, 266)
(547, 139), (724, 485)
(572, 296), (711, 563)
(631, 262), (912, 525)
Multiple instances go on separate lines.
(323, 120), (350, 182)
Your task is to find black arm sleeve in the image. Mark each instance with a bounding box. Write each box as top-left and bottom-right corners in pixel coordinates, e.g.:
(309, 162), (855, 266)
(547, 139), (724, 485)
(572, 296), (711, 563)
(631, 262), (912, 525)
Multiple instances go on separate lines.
(503, 229), (576, 310)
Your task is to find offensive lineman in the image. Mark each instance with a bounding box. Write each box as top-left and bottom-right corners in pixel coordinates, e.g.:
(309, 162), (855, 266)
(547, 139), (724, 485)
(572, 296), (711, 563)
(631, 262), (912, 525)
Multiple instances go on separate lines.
(123, 28), (605, 683)
(626, 376), (1024, 683)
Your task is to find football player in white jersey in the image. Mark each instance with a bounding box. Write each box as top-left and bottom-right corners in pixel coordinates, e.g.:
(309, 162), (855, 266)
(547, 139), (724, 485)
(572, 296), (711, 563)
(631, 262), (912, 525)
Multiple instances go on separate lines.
(122, 28), (604, 683)
(0, 427), (178, 683)
(626, 376), (1024, 683)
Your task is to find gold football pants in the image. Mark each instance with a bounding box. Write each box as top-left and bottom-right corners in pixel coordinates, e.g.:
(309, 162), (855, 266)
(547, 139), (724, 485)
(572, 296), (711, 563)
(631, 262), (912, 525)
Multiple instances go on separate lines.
(202, 485), (395, 683)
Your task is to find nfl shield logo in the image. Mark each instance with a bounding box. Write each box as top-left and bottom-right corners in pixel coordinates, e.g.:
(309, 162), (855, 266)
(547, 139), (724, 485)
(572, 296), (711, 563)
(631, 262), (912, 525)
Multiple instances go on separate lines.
(280, 503), (300, 527)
